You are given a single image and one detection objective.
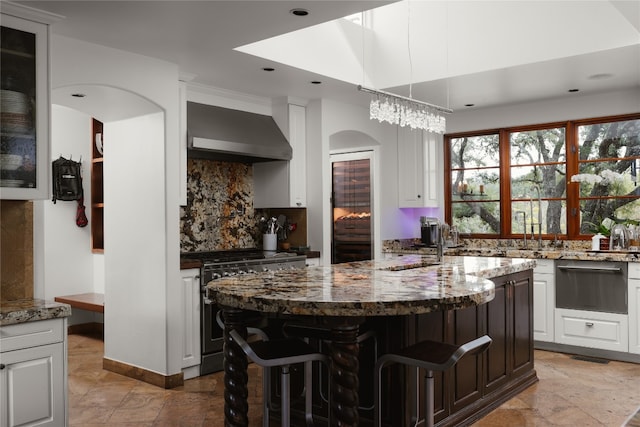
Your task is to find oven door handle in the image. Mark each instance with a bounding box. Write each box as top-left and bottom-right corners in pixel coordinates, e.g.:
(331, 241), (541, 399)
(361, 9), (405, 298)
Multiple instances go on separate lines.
(557, 265), (622, 273)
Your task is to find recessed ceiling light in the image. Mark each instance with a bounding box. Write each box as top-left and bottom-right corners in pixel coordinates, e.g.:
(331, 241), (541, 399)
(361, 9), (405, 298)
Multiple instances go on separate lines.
(464, 103), (475, 107)
(568, 88), (580, 93)
(588, 73), (613, 80)
(71, 93), (86, 98)
(290, 8), (309, 17)
(310, 81), (322, 85)
(262, 67), (275, 72)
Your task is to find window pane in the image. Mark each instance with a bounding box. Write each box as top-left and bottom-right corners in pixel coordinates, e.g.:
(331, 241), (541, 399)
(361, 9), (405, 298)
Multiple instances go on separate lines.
(576, 118), (640, 234)
(511, 200), (566, 234)
(452, 201), (500, 234)
(577, 160), (640, 197)
(450, 134), (499, 169)
(580, 198), (640, 234)
(578, 119), (640, 161)
(511, 165), (567, 199)
(452, 168), (499, 198)
(510, 128), (565, 165)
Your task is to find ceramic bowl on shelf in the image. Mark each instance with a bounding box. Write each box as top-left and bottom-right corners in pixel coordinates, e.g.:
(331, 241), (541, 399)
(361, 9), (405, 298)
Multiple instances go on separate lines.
(0, 153), (23, 170)
(0, 90), (30, 114)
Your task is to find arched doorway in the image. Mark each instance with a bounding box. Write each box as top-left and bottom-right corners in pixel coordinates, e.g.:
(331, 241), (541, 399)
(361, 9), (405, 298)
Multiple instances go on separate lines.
(46, 84), (163, 360)
(329, 130), (380, 264)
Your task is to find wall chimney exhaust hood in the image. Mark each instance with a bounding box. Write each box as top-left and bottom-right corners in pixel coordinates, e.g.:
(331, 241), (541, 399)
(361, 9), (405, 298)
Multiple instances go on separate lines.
(187, 102), (292, 163)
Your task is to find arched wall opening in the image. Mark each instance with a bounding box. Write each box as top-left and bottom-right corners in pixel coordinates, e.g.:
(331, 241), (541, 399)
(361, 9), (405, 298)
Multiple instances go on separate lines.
(46, 84), (172, 377)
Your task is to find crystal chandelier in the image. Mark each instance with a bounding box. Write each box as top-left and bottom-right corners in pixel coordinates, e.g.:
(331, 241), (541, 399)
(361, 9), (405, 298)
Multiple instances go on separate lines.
(358, 85), (452, 134)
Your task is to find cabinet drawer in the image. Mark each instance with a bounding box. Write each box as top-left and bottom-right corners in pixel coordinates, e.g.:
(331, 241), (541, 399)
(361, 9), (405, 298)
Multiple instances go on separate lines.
(533, 259), (554, 275)
(0, 319), (65, 353)
(628, 262), (640, 279)
(555, 309), (628, 352)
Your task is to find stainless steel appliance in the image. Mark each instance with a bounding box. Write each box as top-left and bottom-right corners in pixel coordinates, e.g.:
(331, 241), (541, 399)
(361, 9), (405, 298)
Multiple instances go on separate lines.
(420, 216), (440, 247)
(555, 260), (628, 314)
(181, 249), (307, 375)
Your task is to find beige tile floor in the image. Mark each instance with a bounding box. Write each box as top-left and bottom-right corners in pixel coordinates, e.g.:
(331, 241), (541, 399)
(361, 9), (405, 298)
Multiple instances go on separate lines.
(68, 333), (640, 426)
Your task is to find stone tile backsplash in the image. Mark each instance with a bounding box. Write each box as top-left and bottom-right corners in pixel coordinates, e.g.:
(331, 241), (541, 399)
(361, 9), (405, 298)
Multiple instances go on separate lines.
(1, 201), (33, 301)
(180, 159), (259, 252)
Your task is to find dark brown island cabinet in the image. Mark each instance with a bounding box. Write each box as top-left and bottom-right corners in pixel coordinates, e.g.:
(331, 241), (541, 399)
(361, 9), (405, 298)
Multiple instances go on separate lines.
(269, 269), (536, 426)
(374, 269), (536, 426)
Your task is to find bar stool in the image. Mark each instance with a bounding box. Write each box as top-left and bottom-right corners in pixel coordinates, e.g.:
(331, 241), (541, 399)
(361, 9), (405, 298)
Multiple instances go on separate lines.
(229, 327), (330, 427)
(374, 335), (492, 427)
(216, 312), (271, 426)
(283, 322), (378, 411)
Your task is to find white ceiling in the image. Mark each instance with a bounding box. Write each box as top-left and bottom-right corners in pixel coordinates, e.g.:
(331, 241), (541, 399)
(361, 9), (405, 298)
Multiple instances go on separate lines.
(15, 0), (640, 112)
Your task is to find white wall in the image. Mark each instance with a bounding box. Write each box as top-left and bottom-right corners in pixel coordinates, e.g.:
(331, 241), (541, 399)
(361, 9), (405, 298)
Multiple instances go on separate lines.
(41, 105), (102, 324)
(309, 99), (399, 262)
(105, 112), (167, 373)
(39, 34), (183, 377)
(448, 88), (640, 133)
(306, 98), (445, 261)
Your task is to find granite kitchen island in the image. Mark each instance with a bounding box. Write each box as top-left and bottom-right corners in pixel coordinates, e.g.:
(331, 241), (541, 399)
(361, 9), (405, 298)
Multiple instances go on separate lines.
(208, 255), (537, 426)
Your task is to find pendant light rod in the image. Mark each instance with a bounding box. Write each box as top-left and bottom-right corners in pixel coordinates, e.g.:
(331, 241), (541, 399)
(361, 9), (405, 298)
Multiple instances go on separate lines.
(357, 85), (453, 114)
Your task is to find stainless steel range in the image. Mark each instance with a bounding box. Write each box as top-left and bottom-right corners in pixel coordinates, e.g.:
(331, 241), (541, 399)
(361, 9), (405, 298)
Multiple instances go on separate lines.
(181, 249), (307, 375)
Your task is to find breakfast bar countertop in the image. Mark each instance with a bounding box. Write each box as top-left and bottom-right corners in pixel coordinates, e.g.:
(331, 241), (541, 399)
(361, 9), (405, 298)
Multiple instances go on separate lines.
(207, 255), (536, 317)
(0, 299), (72, 326)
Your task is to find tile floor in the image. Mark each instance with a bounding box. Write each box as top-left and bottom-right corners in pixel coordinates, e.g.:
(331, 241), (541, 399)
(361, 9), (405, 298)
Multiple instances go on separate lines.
(68, 333), (640, 426)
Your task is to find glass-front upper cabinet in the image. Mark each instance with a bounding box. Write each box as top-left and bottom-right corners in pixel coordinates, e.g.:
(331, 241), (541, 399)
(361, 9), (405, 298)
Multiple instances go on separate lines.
(0, 4), (59, 199)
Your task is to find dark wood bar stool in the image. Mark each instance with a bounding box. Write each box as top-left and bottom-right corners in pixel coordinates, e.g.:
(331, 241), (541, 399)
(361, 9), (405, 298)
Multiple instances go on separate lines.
(374, 335), (492, 427)
(229, 328), (330, 427)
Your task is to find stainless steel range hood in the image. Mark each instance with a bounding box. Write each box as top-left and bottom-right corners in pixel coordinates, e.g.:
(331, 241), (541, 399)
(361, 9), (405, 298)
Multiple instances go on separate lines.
(187, 102), (292, 163)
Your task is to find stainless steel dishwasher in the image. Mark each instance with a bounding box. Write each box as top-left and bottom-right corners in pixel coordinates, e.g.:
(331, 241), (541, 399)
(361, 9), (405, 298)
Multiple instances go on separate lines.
(555, 260), (628, 314)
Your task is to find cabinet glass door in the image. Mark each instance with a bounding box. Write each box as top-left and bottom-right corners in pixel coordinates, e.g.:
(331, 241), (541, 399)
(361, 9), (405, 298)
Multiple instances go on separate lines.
(331, 151), (373, 264)
(1, 13), (49, 199)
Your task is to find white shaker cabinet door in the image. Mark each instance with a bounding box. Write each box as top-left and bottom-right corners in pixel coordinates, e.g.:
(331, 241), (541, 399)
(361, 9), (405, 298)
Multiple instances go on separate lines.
(397, 127), (440, 208)
(180, 268), (201, 375)
(628, 264), (640, 354)
(533, 260), (555, 343)
(0, 342), (65, 427)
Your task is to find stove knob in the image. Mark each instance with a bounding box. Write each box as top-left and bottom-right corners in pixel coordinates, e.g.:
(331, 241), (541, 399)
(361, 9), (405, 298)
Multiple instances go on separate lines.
(247, 269), (257, 274)
(262, 266), (270, 272)
(212, 273), (221, 280)
(223, 272), (231, 277)
(238, 270), (246, 275)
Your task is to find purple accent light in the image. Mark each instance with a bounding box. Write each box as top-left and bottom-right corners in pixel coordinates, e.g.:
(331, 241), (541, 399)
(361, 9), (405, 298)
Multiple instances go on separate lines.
(399, 208), (441, 238)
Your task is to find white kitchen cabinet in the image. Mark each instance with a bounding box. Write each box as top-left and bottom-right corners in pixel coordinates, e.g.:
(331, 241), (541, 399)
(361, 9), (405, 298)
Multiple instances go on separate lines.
(533, 259), (555, 342)
(0, 4), (59, 200)
(397, 127), (439, 207)
(555, 308), (628, 352)
(254, 103), (306, 208)
(0, 318), (67, 427)
(628, 263), (640, 355)
(180, 268), (201, 379)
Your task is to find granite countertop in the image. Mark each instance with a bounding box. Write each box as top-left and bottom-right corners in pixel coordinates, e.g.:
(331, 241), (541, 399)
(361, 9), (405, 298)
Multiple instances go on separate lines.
(394, 247), (640, 262)
(207, 255), (535, 317)
(0, 299), (72, 326)
(384, 238), (640, 262)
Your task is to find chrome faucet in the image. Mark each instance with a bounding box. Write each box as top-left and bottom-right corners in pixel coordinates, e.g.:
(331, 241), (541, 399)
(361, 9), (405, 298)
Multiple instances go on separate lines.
(436, 222), (444, 263)
(531, 185), (542, 249)
(516, 211), (527, 249)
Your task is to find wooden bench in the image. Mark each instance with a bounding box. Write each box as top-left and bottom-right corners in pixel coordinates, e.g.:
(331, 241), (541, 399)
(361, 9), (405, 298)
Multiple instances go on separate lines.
(54, 293), (104, 336)
(55, 292), (104, 313)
